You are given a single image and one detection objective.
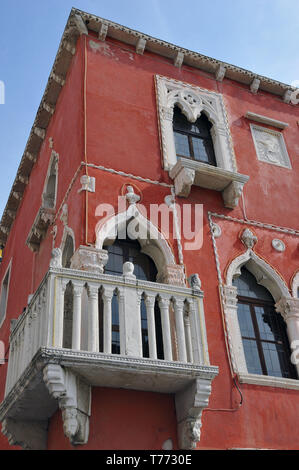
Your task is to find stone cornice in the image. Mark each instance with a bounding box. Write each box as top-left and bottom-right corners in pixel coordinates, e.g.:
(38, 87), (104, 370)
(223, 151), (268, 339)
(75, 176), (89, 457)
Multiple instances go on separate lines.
(0, 7), (297, 246)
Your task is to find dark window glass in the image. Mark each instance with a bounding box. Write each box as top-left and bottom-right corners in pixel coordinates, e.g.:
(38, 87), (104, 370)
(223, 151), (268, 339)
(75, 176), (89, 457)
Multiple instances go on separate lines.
(173, 106), (216, 166)
(233, 267), (297, 379)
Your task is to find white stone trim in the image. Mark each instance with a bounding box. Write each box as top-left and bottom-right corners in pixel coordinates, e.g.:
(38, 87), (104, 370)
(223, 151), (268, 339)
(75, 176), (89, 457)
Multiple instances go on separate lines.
(0, 259), (12, 330)
(155, 74), (237, 172)
(95, 204), (179, 282)
(42, 150), (59, 209)
(250, 123), (292, 169)
(238, 373), (299, 390)
(291, 271), (299, 298)
(245, 111), (289, 129)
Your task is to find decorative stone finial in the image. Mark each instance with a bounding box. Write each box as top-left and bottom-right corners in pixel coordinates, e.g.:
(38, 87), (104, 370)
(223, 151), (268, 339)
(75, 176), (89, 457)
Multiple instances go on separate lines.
(240, 228), (257, 249)
(188, 274), (201, 291)
(50, 248), (62, 268)
(125, 186), (140, 205)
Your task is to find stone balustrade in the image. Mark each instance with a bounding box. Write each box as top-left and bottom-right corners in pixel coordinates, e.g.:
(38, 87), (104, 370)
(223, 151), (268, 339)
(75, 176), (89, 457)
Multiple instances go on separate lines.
(5, 262), (210, 396)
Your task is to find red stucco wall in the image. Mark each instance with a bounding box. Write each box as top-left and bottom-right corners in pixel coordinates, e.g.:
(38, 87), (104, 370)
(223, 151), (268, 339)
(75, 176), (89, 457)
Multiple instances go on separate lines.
(1, 30), (299, 450)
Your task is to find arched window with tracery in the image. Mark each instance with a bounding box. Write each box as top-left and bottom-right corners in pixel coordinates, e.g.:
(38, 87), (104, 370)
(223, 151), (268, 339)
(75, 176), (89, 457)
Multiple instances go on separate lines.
(233, 267), (297, 379)
(173, 106), (216, 166)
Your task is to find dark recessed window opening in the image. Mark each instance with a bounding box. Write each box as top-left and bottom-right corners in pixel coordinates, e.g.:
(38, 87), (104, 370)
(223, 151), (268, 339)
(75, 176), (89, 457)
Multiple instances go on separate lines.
(173, 106), (216, 166)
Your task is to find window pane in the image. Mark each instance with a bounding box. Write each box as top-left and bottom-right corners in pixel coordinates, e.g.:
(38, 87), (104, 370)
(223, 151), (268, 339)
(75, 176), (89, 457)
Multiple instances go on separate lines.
(255, 305), (276, 342)
(237, 302), (255, 338)
(243, 339), (263, 375)
(174, 132), (190, 157)
(191, 137), (209, 163)
(262, 342), (287, 378)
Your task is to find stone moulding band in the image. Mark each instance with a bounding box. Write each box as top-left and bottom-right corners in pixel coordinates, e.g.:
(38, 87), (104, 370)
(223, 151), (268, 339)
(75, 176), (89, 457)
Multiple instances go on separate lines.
(82, 162), (174, 188)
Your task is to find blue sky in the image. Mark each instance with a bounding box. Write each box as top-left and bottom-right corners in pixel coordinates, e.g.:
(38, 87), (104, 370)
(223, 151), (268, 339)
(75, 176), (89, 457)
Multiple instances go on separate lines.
(0, 0), (298, 217)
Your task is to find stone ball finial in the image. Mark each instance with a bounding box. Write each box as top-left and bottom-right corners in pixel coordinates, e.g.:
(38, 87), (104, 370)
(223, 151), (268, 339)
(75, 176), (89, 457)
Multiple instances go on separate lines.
(123, 261), (136, 279)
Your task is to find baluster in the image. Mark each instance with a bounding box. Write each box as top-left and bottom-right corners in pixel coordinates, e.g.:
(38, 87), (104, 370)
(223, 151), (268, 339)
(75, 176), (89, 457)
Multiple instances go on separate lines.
(174, 298), (187, 362)
(118, 290), (126, 356)
(87, 285), (99, 352)
(102, 288), (114, 354)
(53, 280), (67, 348)
(158, 296), (173, 361)
(184, 308), (194, 363)
(72, 283), (83, 350)
(145, 294), (157, 359)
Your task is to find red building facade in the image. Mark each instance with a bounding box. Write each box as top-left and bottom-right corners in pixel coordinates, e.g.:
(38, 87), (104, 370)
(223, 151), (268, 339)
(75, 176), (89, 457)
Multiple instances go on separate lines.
(0, 8), (299, 450)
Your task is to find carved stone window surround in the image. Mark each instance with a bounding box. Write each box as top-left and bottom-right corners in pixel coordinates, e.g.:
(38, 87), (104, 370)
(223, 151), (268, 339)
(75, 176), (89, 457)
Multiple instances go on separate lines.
(222, 239), (299, 383)
(155, 75), (249, 208)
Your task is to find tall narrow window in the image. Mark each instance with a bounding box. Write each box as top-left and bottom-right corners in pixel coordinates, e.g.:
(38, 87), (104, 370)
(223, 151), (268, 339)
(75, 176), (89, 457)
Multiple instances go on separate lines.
(233, 267), (297, 379)
(62, 235), (74, 268)
(173, 106), (216, 166)
(42, 153), (58, 209)
(0, 264), (11, 328)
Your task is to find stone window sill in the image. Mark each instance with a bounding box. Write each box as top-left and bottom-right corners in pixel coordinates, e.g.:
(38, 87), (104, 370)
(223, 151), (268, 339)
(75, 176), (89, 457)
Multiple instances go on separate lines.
(169, 158), (249, 208)
(238, 372), (299, 390)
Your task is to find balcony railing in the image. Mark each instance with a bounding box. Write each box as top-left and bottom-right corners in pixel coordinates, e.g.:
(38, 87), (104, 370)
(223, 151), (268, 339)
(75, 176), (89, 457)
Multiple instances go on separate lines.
(1, 260), (218, 450)
(5, 262), (212, 396)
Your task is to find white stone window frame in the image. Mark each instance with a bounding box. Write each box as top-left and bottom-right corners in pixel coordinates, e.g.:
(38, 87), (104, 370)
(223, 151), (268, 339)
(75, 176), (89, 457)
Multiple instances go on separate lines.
(155, 75), (249, 208)
(0, 259), (12, 330)
(156, 74), (237, 172)
(291, 271), (299, 298)
(223, 247), (299, 389)
(41, 150), (59, 209)
(250, 123), (292, 169)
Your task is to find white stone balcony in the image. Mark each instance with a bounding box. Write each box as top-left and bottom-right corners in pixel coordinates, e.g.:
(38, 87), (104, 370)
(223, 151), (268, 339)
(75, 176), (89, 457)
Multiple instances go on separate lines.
(0, 259), (218, 450)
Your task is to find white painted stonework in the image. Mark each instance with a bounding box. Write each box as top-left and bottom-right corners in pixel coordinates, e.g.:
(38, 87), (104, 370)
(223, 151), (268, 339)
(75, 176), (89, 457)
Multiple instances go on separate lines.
(250, 124), (292, 168)
(222, 231), (299, 385)
(155, 74), (237, 172)
(0, 261), (218, 450)
(155, 75), (249, 207)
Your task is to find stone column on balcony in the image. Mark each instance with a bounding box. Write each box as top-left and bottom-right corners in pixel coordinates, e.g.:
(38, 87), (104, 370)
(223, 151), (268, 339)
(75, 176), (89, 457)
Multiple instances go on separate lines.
(158, 295), (173, 361)
(102, 286), (114, 354)
(144, 294), (157, 359)
(174, 299), (187, 362)
(275, 297), (299, 376)
(87, 284), (100, 352)
(119, 262), (143, 357)
(72, 283), (83, 350)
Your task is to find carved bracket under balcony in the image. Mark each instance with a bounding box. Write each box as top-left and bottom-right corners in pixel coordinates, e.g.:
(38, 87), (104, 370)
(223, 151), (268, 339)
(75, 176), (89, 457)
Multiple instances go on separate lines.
(26, 207), (55, 252)
(175, 378), (213, 449)
(170, 159), (249, 209)
(43, 364), (91, 445)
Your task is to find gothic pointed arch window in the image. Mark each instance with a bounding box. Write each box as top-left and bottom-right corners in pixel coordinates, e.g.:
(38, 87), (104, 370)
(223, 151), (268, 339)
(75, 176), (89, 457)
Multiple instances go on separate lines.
(233, 267), (297, 379)
(173, 106), (216, 166)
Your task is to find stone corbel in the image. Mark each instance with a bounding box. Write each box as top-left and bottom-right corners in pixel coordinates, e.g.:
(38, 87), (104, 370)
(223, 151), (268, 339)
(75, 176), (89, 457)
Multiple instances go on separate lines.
(136, 38), (146, 55)
(175, 378), (213, 449)
(73, 14), (89, 36)
(172, 166), (195, 198)
(70, 245), (108, 274)
(43, 364), (91, 445)
(222, 180), (244, 209)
